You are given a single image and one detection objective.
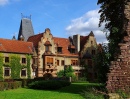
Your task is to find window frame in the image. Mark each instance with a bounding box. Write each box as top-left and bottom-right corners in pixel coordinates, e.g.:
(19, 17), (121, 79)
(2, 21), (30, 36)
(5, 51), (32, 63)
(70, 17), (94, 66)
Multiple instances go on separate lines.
(22, 57), (26, 64)
(4, 67), (11, 76)
(61, 60), (64, 66)
(57, 47), (62, 53)
(21, 69), (27, 77)
(5, 57), (9, 63)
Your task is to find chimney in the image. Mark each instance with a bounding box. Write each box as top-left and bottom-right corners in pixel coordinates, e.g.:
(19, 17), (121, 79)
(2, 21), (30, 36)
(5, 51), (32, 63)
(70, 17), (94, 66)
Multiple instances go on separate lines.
(73, 34), (80, 52)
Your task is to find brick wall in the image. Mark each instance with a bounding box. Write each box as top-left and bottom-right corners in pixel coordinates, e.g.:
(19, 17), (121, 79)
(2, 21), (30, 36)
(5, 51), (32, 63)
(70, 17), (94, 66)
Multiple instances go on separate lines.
(106, 2), (130, 93)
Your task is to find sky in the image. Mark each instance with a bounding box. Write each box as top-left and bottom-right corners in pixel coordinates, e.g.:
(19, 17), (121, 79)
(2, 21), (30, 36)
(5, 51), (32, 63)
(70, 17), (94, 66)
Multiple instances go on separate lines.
(0, 0), (107, 43)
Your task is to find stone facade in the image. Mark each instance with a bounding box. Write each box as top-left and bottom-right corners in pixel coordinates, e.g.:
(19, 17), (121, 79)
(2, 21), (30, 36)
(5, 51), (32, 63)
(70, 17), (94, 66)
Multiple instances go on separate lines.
(28, 29), (100, 79)
(0, 38), (34, 80)
(106, 2), (130, 93)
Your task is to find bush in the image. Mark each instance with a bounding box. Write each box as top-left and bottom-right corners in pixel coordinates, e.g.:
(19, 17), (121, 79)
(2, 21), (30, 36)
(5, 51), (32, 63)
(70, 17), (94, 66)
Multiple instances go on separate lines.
(0, 81), (22, 91)
(7, 81), (22, 89)
(81, 84), (107, 99)
(14, 79), (34, 87)
(0, 82), (8, 91)
(28, 80), (71, 90)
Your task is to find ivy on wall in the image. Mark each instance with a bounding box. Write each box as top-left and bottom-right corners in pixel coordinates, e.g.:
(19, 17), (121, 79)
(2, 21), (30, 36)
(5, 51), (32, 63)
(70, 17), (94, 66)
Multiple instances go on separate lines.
(0, 53), (32, 79)
(10, 54), (21, 79)
(26, 55), (31, 79)
(0, 53), (4, 81)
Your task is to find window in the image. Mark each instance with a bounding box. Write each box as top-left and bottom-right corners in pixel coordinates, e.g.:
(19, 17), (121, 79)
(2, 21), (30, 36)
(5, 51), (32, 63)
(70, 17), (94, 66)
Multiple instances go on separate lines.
(70, 49), (75, 53)
(47, 57), (53, 65)
(5, 57), (9, 63)
(71, 60), (78, 65)
(61, 60), (64, 65)
(57, 47), (62, 53)
(22, 58), (26, 64)
(21, 69), (26, 77)
(92, 50), (95, 55)
(4, 67), (10, 76)
(57, 60), (59, 66)
(45, 46), (49, 51)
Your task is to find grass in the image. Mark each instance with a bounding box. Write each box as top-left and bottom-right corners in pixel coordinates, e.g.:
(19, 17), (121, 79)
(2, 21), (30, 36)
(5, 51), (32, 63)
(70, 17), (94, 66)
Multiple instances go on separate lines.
(0, 82), (104, 99)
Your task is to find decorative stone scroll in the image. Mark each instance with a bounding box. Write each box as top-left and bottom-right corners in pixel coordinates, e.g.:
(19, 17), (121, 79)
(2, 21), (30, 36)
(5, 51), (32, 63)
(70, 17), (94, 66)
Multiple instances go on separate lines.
(106, 2), (130, 93)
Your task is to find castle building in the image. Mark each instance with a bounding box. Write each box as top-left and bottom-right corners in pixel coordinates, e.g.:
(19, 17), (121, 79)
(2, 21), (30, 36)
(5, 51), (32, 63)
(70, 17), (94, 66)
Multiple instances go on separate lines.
(0, 17), (101, 81)
(27, 28), (100, 80)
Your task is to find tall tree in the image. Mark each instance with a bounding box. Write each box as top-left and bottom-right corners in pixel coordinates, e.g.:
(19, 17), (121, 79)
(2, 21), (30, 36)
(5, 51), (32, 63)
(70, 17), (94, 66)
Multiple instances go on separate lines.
(97, 0), (128, 61)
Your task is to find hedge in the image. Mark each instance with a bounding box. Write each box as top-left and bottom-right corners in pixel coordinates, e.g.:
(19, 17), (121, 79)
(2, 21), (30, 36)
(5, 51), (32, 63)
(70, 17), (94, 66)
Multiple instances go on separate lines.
(0, 81), (22, 91)
(28, 80), (71, 90)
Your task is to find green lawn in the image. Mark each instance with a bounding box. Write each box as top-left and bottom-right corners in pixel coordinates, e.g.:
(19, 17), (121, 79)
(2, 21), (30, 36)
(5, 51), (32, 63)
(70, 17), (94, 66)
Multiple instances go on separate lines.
(0, 82), (103, 99)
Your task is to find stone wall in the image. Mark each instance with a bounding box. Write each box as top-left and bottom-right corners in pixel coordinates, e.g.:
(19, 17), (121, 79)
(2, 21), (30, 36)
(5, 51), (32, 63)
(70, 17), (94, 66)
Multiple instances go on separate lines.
(106, 2), (130, 93)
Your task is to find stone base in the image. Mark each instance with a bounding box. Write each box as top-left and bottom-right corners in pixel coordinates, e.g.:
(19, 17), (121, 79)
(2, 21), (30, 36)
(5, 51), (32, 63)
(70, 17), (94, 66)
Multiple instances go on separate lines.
(108, 93), (121, 99)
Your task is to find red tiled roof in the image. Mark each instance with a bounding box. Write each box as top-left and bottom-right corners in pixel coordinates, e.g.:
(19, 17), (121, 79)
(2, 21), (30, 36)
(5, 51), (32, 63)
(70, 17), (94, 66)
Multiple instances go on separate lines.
(0, 38), (33, 54)
(80, 36), (89, 51)
(53, 37), (78, 56)
(28, 33), (78, 57)
(27, 33), (43, 48)
(68, 45), (75, 49)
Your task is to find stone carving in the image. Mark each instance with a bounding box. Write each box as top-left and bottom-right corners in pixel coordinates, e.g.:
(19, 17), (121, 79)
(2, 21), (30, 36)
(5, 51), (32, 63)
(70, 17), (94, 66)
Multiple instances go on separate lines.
(106, 2), (130, 93)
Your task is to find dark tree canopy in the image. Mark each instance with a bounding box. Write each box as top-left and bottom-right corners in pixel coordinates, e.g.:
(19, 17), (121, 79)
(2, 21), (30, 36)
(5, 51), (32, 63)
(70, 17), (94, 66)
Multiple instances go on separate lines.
(97, 0), (128, 60)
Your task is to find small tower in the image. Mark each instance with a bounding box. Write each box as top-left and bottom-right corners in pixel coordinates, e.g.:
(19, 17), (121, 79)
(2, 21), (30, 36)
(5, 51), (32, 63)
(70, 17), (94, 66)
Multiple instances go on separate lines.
(12, 35), (16, 40)
(18, 14), (34, 41)
(19, 35), (24, 41)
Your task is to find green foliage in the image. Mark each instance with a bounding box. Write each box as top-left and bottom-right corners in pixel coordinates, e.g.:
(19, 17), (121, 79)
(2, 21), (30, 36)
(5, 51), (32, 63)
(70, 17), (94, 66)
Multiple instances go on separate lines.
(93, 43), (109, 83)
(28, 80), (71, 90)
(0, 81), (22, 91)
(10, 54), (21, 79)
(0, 53), (4, 81)
(0, 82), (8, 91)
(0, 83), (90, 99)
(1, 54), (32, 79)
(117, 90), (130, 99)
(57, 65), (76, 79)
(26, 55), (31, 79)
(98, 0), (128, 61)
(81, 84), (106, 99)
(57, 70), (64, 77)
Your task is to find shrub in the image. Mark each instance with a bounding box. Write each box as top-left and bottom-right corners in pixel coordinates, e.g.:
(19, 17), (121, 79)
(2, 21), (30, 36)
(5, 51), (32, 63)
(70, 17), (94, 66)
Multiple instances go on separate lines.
(81, 84), (107, 99)
(0, 81), (22, 91)
(28, 80), (71, 90)
(0, 82), (8, 91)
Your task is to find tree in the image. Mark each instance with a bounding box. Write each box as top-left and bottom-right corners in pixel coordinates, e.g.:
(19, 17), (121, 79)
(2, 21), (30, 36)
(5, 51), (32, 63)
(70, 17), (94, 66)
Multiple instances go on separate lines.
(57, 65), (76, 78)
(97, 0), (128, 61)
(93, 43), (110, 83)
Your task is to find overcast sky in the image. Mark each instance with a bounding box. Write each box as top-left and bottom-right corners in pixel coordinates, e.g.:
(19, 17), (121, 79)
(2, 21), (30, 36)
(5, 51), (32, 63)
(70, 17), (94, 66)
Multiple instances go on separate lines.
(0, 0), (107, 43)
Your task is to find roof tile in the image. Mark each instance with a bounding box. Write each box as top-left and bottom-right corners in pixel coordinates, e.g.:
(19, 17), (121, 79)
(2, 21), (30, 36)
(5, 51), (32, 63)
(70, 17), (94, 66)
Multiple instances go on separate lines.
(0, 38), (33, 54)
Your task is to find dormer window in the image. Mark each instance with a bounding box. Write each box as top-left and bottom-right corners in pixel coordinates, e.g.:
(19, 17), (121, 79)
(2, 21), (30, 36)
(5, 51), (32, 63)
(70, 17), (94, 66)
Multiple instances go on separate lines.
(70, 49), (75, 53)
(45, 46), (49, 51)
(68, 45), (76, 54)
(44, 40), (52, 52)
(57, 47), (62, 53)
